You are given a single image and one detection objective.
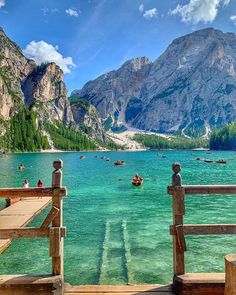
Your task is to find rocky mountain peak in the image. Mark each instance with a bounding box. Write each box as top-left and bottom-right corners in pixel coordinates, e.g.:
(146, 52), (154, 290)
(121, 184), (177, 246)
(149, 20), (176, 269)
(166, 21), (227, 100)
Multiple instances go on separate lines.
(121, 56), (152, 72)
(73, 27), (236, 137)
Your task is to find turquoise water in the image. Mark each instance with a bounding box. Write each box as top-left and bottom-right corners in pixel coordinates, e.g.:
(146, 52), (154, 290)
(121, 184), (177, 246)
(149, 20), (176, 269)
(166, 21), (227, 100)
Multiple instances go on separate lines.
(0, 151), (236, 285)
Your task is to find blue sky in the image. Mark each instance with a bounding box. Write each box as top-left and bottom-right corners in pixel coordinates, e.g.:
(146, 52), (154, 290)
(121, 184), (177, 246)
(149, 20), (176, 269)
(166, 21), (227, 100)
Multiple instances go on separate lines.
(0, 0), (236, 94)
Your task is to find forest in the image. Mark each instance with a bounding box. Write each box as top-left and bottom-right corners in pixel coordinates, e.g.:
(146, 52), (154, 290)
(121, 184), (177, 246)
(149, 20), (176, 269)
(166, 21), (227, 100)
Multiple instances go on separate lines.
(210, 123), (236, 150)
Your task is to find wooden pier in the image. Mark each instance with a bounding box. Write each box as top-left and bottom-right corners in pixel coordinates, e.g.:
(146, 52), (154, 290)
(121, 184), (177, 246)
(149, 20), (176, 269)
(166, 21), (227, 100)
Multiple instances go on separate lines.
(64, 284), (174, 295)
(0, 196), (51, 253)
(1, 160), (236, 294)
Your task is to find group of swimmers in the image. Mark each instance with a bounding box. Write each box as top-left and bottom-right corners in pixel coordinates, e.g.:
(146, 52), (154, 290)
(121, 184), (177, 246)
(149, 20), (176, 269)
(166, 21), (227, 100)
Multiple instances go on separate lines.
(22, 179), (44, 188)
(19, 164), (44, 188)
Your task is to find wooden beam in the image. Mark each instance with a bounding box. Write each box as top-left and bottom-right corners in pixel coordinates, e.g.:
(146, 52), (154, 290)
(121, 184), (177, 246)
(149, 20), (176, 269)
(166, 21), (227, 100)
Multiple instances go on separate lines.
(0, 228), (49, 238)
(0, 187), (67, 198)
(172, 189), (185, 275)
(170, 224), (236, 235)
(50, 227), (61, 257)
(51, 159), (64, 277)
(0, 227), (66, 239)
(225, 254), (236, 295)
(176, 226), (187, 252)
(40, 206), (59, 229)
(183, 185), (236, 195)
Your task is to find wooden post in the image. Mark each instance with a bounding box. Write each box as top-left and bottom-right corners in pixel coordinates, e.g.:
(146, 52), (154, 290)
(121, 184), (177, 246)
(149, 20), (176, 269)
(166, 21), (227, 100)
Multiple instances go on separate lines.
(170, 163), (185, 276)
(51, 159), (64, 278)
(225, 254), (236, 295)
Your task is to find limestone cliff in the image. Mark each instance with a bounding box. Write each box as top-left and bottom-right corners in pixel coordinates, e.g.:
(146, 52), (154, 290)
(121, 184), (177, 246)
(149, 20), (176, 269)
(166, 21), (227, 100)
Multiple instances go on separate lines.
(73, 28), (236, 137)
(0, 27), (106, 149)
(70, 98), (106, 141)
(72, 57), (152, 128)
(0, 27), (35, 121)
(22, 62), (73, 124)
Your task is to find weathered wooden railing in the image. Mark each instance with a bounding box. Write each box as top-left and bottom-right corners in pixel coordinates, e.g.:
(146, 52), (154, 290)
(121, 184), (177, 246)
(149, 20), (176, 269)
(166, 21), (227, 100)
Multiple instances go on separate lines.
(0, 159), (67, 295)
(168, 163), (236, 295)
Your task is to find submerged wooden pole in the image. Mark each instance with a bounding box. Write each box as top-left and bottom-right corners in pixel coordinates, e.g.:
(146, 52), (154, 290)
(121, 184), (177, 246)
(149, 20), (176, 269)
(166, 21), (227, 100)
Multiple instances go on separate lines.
(225, 254), (236, 295)
(168, 163), (185, 276)
(51, 159), (64, 278)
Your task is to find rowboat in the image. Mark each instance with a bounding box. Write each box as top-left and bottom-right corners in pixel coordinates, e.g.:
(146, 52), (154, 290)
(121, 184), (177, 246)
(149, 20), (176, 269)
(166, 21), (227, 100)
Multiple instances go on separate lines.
(204, 159), (214, 163)
(132, 176), (144, 186)
(114, 160), (125, 165)
(215, 159), (227, 164)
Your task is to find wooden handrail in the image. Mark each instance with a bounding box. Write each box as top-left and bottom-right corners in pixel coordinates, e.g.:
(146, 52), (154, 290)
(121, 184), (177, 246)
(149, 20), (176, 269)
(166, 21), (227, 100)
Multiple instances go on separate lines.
(168, 185), (236, 195)
(0, 159), (67, 284)
(168, 163), (236, 283)
(0, 227), (66, 239)
(225, 254), (236, 295)
(170, 224), (236, 235)
(0, 187), (67, 198)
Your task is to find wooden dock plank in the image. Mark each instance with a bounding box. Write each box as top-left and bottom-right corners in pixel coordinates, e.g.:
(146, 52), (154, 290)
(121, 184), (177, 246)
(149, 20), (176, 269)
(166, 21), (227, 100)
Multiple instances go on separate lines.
(64, 285), (174, 295)
(0, 197), (51, 253)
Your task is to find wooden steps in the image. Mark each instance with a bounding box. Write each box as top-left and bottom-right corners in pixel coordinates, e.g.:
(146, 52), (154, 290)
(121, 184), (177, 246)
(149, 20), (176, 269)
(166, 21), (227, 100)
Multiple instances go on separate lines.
(173, 273), (225, 295)
(0, 274), (63, 295)
(64, 285), (174, 295)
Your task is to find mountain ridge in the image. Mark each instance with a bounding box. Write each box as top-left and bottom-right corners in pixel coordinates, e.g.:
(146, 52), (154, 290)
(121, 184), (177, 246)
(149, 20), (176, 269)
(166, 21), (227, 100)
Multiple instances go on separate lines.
(0, 27), (106, 151)
(72, 27), (236, 137)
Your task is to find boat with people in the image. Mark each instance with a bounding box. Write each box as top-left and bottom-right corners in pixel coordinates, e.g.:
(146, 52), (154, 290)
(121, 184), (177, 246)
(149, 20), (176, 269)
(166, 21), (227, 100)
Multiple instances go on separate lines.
(132, 174), (144, 186)
(114, 160), (125, 165)
(204, 159), (214, 163)
(215, 159), (227, 164)
(80, 156), (86, 159)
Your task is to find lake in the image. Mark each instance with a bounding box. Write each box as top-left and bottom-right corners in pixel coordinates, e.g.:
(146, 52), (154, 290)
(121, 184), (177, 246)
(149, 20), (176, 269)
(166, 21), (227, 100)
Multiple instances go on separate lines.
(0, 150), (236, 285)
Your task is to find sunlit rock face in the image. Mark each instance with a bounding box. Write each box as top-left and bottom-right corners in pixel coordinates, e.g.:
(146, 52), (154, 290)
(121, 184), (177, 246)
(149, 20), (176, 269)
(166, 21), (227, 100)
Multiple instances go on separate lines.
(73, 28), (236, 137)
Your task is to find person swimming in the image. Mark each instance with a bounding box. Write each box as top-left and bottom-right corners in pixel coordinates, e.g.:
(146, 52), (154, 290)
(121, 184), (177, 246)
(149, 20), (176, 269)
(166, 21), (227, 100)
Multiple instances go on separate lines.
(19, 164), (25, 171)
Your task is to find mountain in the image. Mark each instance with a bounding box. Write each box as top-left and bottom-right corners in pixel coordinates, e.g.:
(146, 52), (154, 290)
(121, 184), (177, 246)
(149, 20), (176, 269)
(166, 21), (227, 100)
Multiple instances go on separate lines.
(72, 28), (236, 137)
(72, 57), (152, 131)
(0, 27), (105, 151)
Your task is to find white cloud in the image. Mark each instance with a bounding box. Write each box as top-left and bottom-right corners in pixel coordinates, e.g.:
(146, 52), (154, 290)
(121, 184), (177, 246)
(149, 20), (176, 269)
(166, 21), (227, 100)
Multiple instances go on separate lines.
(230, 15), (236, 25)
(0, 0), (5, 8)
(23, 41), (76, 74)
(143, 8), (158, 19)
(139, 4), (144, 12)
(169, 0), (230, 24)
(66, 8), (80, 17)
(41, 7), (58, 16)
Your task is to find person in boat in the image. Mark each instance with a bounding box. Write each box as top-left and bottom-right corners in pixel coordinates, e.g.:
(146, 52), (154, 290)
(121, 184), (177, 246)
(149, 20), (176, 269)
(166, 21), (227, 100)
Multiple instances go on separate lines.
(19, 163), (25, 171)
(134, 174), (141, 181)
(22, 179), (29, 188)
(37, 179), (43, 187)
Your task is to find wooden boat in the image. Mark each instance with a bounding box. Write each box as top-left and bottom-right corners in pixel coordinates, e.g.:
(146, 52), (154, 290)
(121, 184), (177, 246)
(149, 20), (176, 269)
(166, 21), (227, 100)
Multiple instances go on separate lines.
(132, 176), (144, 187)
(196, 157), (201, 160)
(114, 160), (125, 165)
(204, 159), (214, 163)
(80, 156), (85, 159)
(216, 159), (227, 164)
